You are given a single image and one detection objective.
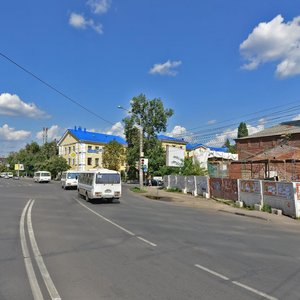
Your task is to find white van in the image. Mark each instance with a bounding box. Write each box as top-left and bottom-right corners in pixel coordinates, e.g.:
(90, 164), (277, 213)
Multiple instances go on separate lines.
(61, 171), (81, 189)
(78, 169), (121, 202)
(33, 171), (51, 183)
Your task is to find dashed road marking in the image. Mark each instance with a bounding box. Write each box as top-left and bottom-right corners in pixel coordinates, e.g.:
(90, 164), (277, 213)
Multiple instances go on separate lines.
(74, 197), (157, 247)
(195, 264), (278, 300)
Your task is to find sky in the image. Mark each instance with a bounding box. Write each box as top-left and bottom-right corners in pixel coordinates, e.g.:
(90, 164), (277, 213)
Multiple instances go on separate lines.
(1, 0), (300, 156)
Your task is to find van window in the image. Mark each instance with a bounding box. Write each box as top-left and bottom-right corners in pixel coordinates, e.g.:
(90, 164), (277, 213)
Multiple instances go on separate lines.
(96, 173), (120, 184)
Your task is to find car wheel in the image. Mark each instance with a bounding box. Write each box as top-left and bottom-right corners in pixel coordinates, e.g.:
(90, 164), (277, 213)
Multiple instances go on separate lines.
(85, 193), (90, 202)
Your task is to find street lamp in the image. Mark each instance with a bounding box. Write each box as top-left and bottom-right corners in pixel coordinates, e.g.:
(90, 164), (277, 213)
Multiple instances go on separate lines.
(118, 105), (144, 190)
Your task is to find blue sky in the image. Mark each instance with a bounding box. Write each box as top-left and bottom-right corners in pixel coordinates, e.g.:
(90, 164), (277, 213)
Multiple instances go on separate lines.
(1, 0), (300, 155)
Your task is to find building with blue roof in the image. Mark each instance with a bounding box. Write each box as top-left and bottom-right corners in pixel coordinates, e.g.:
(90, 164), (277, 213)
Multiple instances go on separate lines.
(57, 126), (127, 171)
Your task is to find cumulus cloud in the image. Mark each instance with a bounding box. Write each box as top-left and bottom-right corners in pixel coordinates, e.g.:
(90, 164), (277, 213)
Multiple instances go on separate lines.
(167, 125), (187, 137)
(105, 122), (125, 137)
(149, 60), (182, 76)
(0, 93), (48, 118)
(207, 120), (216, 125)
(0, 124), (31, 141)
(36, 125), (64, 141)
(240, 15), (300, 77)
(206, 122), (265, 147)
(87, 0), (111, 14)
(69, 12), (103, 34)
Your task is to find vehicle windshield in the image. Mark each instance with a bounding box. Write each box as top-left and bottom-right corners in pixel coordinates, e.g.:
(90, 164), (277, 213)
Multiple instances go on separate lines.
(96, 173), (120, 184)
(67, 173), (79, 179)
(41, 172), (50, 176)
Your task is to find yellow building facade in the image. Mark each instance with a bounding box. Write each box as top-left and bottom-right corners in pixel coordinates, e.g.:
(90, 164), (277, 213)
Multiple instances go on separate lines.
(57, 127), (127, 171)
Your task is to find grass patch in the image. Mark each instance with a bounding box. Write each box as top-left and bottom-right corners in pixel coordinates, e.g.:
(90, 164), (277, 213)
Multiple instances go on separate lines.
(165, 187), (182, 193)
(262, 204), (272, 213)
(130, 187), (147, 193)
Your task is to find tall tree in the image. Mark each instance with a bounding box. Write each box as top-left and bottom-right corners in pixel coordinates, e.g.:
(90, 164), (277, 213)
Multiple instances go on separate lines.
(223, 138), (236, 154)
(237, 122), (248, 138)
(123, 94), (174, 178)
(102, 141), (125, 171)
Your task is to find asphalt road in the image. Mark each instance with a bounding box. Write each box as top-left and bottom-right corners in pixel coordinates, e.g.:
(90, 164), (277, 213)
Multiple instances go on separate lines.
(1, 178), (300, 300)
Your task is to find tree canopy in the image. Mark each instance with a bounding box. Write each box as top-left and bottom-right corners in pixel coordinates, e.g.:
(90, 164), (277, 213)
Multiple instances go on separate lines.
(6, 141), (69, 178)
(102, 140), (125, 171)
(237, 122), (248, 138)
(123, 94), (174, 178)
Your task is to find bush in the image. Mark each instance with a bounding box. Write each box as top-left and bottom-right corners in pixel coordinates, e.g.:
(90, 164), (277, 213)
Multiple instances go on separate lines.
(262, 204), (272, 213)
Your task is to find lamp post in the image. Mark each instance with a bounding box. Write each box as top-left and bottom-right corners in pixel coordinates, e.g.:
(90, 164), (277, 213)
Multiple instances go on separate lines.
(117, 105), (144, 190)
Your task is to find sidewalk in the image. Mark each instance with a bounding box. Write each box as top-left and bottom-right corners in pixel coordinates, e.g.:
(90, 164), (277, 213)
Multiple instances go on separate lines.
(141, 186), (300, 227)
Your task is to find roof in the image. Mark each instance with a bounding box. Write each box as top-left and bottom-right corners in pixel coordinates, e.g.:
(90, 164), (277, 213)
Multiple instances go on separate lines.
(244, 144), (300, 162)
(237, 120), (300, 140)
(186, 142), (228, 152)
(157, 134), (187, 144)
(60, 128), (127, 145)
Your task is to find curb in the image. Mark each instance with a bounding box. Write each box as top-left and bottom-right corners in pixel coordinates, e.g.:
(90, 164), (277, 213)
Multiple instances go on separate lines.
(218, 209), (270, 221)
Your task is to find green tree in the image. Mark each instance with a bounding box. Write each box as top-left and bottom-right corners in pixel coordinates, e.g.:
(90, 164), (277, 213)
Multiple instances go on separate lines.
(223, 138), (236, 154)
(237, 122), (248, 138)
(102, 141), (125, 171)
(123, 94), (174, 179)
(157, 157), (207, 176)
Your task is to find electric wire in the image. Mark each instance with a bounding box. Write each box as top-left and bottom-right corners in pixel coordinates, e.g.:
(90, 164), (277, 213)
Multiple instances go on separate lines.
(0, 52), (114, 125)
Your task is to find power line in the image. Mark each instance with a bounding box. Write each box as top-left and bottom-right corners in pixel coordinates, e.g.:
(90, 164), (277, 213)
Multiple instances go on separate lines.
(0, 52), (114, 125)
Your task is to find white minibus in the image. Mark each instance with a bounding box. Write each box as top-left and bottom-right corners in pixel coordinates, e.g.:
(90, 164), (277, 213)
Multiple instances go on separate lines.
(78, 169), (121, 202)
(61, 170), (81, 189)
(33, 171), (51, 183)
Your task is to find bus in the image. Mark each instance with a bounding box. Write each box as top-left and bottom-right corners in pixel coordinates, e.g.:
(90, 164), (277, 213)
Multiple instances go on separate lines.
(33, 171), (51, 183)
(61, 170), (82, 190)
(77, 169), (121, 202)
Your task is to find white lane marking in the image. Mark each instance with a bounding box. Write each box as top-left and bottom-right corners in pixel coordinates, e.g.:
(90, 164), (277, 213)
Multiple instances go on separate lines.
(195, 264), (230, 280)
(195, 264), (278, 300)
(74, 197), (157, 247)
(20, 199), (44, 300)
(27, 200), (61, 300)
(232, 281), (278, 300)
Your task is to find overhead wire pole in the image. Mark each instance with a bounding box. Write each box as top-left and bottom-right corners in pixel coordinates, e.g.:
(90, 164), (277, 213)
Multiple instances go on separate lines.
(118, 105), (144, 190)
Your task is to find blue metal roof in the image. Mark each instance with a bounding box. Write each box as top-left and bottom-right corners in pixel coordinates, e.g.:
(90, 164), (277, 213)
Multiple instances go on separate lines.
(186, 143), (228, 152)
(157, 134), (187, 143)
(69, 128), (127, 145)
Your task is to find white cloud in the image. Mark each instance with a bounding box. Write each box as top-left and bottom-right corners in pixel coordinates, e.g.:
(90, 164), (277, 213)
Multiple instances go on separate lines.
(105, 122), (125, 137)
(292, 114), (300, 121)
(87, 0), (111, 14)
(0, 93), (48, 118)
(69, 12), (103, 34)
(168, 125), (187, 137)
(206, 122), (265, 147)
(149, 60), (182, 76)
(240, 15), (300, 77)
(0, 124), (31, 141)
(36, 125), (64, 141)
(207, 119), (216, 125)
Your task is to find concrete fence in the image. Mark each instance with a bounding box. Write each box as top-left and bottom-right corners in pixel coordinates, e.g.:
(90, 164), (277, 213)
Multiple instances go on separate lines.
(163, 175), (300, 218)
(163, 175), (209, 197)
(239, 179), (300, 218)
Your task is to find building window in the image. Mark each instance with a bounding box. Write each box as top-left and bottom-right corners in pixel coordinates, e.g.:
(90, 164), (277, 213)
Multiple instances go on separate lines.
(95, 146), (99, 152)
(95, 158), (99, 166)
(88, 146), (92, 151)
(73, 146), (75, 152)
(65, 147), (67, 154)
(69, 147), (71, 154)
(87, 157), (92, 165)
(68, 158), (71, 165)
(72, 159), (75, 165)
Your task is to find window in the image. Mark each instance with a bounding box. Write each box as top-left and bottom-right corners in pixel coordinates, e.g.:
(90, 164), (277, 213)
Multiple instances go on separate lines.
(96, 173), (120, 184)
(72, 159), (75, 165)
(68, 147), (71, 154)
(65, 147), (67, 154)
(88, 146), (92, 151)
(95, 158), (99, 166)
(68, 158), (71, 165)
(87, 157), (92, 165)
(95, 146), (99, 152)
(73, 146), (75, 152)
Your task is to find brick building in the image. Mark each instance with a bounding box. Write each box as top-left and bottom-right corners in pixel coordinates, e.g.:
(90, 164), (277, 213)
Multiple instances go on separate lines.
(229, 120), (300, 181)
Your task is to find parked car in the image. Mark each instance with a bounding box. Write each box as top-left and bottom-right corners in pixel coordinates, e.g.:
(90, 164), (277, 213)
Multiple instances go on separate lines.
(144, 179), (164, 186)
